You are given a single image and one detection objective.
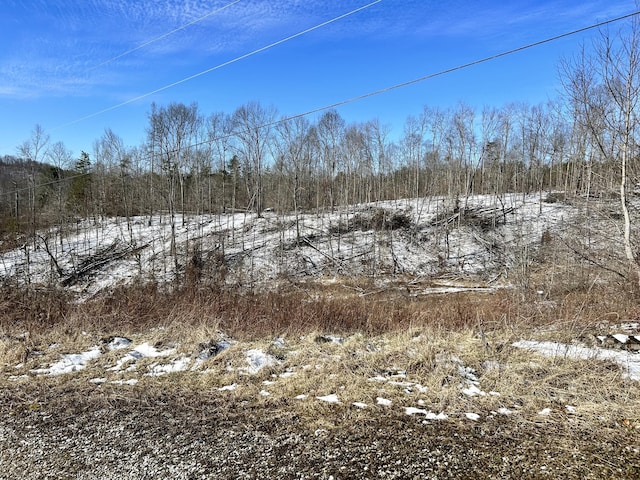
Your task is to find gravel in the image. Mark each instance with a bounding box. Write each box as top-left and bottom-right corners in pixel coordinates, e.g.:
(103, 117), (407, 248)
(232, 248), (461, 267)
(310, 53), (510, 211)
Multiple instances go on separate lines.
(0, 385), (638, 479)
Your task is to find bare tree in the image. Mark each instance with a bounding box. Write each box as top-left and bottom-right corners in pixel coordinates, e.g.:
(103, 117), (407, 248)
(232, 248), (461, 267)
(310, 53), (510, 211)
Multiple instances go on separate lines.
(17, 124), (50, 242)
(561, 18), (640, 286)
(231, 101), (276, 216)
(317, 110), (345, 212)
(275, 116), (312, 244)
(46, 141), (73, 245)
(147, 102), (201, 271)
(206, 112), (233, 213)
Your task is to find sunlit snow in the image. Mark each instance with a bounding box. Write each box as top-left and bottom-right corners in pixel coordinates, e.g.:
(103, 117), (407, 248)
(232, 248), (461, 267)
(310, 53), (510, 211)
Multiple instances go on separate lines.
(0, 194), (576, 297)
(513, 340), (640, 381)
(30, 346), (101, 376)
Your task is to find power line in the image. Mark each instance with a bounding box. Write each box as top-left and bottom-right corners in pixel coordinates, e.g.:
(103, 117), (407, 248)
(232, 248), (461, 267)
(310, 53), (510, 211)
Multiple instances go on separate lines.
(52, 0), (383, 132)
(6, 9), (640, 199)
(150, 9), (640, 155)
(280, 10), (640, 123)
(86, 0), (242, 72)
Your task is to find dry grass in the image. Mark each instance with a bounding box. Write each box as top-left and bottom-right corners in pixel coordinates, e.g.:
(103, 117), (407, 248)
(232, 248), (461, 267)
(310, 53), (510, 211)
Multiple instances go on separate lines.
(1, 281), (639, 478)
(1, 279), (640, 435)
(3, 230), (640, 475)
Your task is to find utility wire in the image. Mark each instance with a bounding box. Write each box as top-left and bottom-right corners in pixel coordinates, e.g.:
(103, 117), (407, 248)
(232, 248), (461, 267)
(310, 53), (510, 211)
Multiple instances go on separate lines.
(6, 9), (640, 199)
(52, 0), (383, 131)
(142, 9), (640, 156)
(86, 0), (242, 72)
(278, 10), (640, 124)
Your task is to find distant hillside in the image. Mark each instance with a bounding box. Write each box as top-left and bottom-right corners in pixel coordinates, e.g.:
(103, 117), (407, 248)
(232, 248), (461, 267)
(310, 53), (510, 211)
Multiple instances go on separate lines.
(0, 192), (634, 299)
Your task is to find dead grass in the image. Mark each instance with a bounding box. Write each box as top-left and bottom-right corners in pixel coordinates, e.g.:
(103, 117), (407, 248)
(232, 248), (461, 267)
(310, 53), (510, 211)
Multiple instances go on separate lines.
(1, 279), (640, 434)
(2, 272), (638, 339)
(2, 248), (640, 475)
(1, 306), (639, 479)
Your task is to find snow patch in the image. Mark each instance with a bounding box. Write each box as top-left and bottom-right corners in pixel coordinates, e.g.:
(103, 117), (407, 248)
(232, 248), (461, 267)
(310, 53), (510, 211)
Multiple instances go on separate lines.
(316, 394), (340, 404)
(147, 356), (191, 376)
(107, 337), (132, 351)
(31, 346), (102, 376)
(244, 349), (276, 375)
(462, 384), (487, 397)
(108, 342), (176, 372)
(404, 407), (448, 420)
(111, 378), (138, 386)
(513, 340), (640, 381)
(218, 384), (237, 391)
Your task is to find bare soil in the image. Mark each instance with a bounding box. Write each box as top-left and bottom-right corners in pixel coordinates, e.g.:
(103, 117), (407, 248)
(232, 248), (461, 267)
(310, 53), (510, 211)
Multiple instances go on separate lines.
(1, 383), (638, 480)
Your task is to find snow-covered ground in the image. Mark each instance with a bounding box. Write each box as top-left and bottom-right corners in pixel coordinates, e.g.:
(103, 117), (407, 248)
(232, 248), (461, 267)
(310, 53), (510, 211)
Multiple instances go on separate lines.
(0, 193), (581, 297)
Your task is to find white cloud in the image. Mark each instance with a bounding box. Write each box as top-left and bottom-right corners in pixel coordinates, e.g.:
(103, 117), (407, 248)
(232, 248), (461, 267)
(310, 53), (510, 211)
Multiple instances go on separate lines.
(0, 0), (385, 99)
(6, 0), (623, 101)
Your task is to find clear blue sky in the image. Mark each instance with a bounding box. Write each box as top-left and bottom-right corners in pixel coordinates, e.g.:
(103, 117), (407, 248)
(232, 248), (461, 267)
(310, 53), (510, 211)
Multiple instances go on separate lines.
(0, 0), (634, 159)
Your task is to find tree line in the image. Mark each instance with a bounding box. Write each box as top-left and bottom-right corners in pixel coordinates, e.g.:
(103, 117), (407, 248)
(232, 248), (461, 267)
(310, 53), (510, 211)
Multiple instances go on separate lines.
(0, 98), (622, 225)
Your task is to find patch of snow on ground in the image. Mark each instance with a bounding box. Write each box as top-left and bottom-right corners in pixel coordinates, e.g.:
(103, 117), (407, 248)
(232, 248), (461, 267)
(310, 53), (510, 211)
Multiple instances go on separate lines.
(458, 365), (479, 382)
(404, 407), (448, 420)
(147, 357), (191, 376)
(513, 340), (640, 381)
(218, 384), (237, 391)
(404, 407), (449, 420)
(620, 322), (640, 332)
(107, 337), (132, 350)
(242, 349), (276, 375)
(316, 394), (340, 404)
(611, 334), (629, 343)
(108, 342), (176, 372)
(465, 413), (481, 421)
(376, 397), (392, 406)
(111, 378), (138, 386)
(133, 342), (176, 358)
(462, 384), (487, 397)
(405, 407), (429, 416)
(30, 346), (102, 376)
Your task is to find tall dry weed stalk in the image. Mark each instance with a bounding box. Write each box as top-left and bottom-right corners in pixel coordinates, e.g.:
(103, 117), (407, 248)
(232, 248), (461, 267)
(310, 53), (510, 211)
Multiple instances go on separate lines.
(1, 278), (638, 341)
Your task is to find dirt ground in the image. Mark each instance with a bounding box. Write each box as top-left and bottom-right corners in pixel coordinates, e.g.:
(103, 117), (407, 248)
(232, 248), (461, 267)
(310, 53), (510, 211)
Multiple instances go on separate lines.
(1, 383), (638, 480)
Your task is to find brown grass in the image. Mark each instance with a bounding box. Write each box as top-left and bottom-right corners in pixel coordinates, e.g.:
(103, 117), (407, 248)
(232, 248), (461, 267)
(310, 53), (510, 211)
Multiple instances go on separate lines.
(1, 274), (638, 344)
(1, 279), (639, 478)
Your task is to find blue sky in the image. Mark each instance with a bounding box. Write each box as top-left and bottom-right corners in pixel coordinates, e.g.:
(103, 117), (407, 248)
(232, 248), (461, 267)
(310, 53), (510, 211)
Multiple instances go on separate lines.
(0, 0), (635, 159)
